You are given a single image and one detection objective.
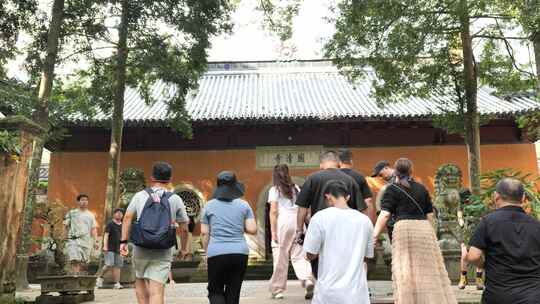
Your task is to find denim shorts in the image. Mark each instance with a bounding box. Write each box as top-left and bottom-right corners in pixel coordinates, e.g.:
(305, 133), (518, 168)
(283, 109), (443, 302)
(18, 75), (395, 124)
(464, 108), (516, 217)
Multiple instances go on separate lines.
(104, 251), (124, 267)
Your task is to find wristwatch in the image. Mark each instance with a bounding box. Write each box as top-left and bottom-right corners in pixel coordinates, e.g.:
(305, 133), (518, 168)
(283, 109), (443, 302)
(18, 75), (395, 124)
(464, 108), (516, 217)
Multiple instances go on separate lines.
(120, 240), (128, 244)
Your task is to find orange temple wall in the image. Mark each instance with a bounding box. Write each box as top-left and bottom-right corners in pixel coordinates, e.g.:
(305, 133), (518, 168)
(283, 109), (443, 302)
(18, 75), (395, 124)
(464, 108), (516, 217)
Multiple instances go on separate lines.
(46, 143), (538, 232)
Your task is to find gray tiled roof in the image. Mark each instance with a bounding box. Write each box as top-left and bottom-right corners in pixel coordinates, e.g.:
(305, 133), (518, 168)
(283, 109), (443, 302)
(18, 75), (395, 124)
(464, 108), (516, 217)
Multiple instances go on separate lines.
(74, 62), (540, 125)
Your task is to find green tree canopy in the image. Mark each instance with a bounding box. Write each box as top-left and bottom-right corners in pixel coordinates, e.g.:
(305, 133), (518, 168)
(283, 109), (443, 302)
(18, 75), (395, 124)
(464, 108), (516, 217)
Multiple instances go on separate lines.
(258, 0), (539, 192)
(0, 0), (106, 125)
(0, 0), (37, 77)
(68, 0), (234, 137)
(323, 0), (539, 193)
(64, 0), (234, 221)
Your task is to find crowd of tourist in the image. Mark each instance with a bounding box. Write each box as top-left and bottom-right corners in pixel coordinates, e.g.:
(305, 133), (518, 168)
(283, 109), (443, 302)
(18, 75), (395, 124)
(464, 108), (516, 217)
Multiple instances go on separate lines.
(61, 151), (540, 304)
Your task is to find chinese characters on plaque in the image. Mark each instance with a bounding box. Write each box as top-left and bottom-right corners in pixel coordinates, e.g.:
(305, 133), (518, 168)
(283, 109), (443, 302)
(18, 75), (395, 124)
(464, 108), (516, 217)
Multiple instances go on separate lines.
(256, 146), (323, 169)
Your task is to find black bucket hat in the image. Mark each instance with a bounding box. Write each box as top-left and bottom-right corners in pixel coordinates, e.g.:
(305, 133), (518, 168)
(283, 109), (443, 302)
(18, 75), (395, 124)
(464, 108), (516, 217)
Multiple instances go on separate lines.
(212, 171), (245, 201)
(371, 160), (390, 177)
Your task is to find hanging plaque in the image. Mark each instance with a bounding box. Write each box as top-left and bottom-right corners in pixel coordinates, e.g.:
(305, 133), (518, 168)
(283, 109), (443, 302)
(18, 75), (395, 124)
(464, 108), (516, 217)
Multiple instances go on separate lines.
(256, 146), (323, 169)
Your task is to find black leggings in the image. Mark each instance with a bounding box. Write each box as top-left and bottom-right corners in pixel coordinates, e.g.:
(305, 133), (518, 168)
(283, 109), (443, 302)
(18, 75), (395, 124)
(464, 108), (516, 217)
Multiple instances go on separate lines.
(207, 254), (248, 304)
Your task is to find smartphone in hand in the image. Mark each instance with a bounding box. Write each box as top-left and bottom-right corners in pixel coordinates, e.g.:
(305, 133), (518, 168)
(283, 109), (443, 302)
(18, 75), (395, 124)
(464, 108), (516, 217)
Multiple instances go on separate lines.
(296, 233), (305, 245)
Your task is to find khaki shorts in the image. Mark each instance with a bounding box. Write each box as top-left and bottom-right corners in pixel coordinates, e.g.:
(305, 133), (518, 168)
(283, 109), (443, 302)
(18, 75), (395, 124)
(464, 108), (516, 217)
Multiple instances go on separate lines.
(66, 241), (91, 263)
(133, 258), (170, 284)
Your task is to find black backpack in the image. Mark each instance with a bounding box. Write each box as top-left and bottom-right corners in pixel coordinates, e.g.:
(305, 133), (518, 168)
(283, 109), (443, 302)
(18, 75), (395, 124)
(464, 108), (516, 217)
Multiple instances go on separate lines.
(130, 188), (177, 249)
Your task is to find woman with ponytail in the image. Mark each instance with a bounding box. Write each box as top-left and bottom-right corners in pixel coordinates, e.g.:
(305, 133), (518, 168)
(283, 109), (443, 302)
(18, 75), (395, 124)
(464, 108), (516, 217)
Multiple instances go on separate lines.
(373, 158), (457, 304)
(268, 164), (314, 300)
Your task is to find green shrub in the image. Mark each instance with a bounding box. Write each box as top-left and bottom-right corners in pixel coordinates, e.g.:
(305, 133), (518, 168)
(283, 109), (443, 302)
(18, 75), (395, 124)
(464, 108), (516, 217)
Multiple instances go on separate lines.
(464, 168), (540, 219)
(0, 130), (21, 156)
(38, 180), (48, 191)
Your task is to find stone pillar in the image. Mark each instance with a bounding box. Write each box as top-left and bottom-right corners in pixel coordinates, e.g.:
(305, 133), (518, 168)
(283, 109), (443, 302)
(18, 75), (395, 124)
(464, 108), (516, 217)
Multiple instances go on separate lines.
(0, 116), (43, 301)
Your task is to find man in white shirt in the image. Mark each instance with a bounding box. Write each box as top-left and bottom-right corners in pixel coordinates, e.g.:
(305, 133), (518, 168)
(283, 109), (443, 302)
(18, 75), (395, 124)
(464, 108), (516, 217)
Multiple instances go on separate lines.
(64, 194), (98, 274)
(304, 180), (374, 304)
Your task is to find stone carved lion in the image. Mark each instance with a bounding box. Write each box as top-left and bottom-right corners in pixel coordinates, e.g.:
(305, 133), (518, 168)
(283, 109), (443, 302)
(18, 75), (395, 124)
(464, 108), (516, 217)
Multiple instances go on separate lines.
(434, 164), (466, 250)
(434, 164), (463, 221)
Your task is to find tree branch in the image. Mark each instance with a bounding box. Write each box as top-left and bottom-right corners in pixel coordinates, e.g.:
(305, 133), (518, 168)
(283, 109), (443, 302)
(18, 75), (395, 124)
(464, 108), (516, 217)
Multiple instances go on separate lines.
(470, 15), (514, 20)
(258, 0), (279, 34)
(374, 15), (402, 51)
(59, 46), (117, 61)
(472, 34), (529, 40)
(493, 18), (536, 78)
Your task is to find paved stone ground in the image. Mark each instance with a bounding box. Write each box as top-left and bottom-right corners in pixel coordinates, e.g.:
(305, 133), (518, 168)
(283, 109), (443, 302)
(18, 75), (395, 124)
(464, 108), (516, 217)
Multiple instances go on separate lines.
(17, 281), (482, 303)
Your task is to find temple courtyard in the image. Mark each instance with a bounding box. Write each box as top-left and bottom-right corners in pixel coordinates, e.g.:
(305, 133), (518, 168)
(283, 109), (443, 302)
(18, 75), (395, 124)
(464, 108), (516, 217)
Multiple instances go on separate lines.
(17, 280), (482, 303)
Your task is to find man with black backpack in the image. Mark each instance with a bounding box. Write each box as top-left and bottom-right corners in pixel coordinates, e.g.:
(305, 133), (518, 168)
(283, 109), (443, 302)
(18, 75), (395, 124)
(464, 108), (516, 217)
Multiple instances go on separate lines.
(120, 162), (189, 304)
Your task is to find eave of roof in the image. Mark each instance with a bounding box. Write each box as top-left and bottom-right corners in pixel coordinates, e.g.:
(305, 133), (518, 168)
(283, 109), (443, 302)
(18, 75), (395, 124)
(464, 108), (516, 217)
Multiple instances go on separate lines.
(69, 60), (540, 127)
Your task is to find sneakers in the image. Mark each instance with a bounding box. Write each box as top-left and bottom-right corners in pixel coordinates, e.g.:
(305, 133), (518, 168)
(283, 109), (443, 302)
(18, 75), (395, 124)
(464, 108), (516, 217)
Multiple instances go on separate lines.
(271, 292), (284, 300)
(476, 275), (485, 290)
(96, 278), (123, 289)
(458, 274), (468, 289)
(96, 277), (103, 289)
(305, 283), (314, 300)
(113, 282), (123, 289)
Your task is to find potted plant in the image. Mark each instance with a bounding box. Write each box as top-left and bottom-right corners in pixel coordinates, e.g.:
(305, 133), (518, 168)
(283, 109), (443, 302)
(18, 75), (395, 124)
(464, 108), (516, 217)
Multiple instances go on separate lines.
(33, 201), (97, 304)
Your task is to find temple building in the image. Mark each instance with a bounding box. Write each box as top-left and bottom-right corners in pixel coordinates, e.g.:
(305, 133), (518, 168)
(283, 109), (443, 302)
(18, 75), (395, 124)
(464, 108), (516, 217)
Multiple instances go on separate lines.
(46, 60), (540, 257)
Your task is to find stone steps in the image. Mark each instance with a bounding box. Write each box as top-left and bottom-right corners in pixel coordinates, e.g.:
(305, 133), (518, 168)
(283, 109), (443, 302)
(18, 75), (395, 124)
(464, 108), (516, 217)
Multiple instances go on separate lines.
(189, 258), (393, 282)
(189, 259), (297, 283)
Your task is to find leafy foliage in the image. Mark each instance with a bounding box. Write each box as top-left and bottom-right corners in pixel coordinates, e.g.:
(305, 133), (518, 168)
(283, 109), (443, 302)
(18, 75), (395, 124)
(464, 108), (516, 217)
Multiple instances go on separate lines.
(259, 1), (538, 130)
(67, 0), (234, 138)
(320, 0), (540, 193)
(257, 0), (302, 41)
(493, 0), (540, 40)
(464, 168), (540, 219)
(478, 40), (536, 95)
(479, 1), (540, 139)
(518, 111), (540, 141)
(326, 1), (461, 102)
(0, 0), (110, 142)
(38, 180), (48, 192)
(0, 0), (38, 77)
(0, 130), (21, 156)
(16, 0), (113, 87)
(1, 0), (233, 139)
(0, 77), (95, 142)
(0, 78), (37, 115)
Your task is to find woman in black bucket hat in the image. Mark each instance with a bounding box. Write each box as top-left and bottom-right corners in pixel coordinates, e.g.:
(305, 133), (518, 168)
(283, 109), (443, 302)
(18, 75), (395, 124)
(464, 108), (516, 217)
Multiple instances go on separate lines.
(212, 171), (246, 201)
(201, 171), (257, 304)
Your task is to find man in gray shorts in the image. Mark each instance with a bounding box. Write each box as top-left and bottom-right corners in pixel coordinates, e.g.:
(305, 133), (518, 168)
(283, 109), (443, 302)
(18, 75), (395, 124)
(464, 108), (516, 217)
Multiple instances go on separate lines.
(120, 162), (189, 304)
(96, 208), (125, 289)
(64, 194), (98, 273)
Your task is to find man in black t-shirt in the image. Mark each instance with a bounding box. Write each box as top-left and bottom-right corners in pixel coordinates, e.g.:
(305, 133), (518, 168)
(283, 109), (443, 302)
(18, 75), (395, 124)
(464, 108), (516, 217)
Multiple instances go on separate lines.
(338, 148), (375, 223)
(464, 178), (540, 304)
(96, 208), (124, 289)
(372, 161), (397, 241)
(295, 150), (367, 277)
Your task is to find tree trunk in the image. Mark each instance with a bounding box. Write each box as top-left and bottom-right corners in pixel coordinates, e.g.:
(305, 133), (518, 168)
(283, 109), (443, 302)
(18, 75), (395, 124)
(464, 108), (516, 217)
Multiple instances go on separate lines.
(17, 0), (64, 290)
(533, 34), (540, 93)
(103, 0), (129, 224)
(460, 0), (481, 195)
